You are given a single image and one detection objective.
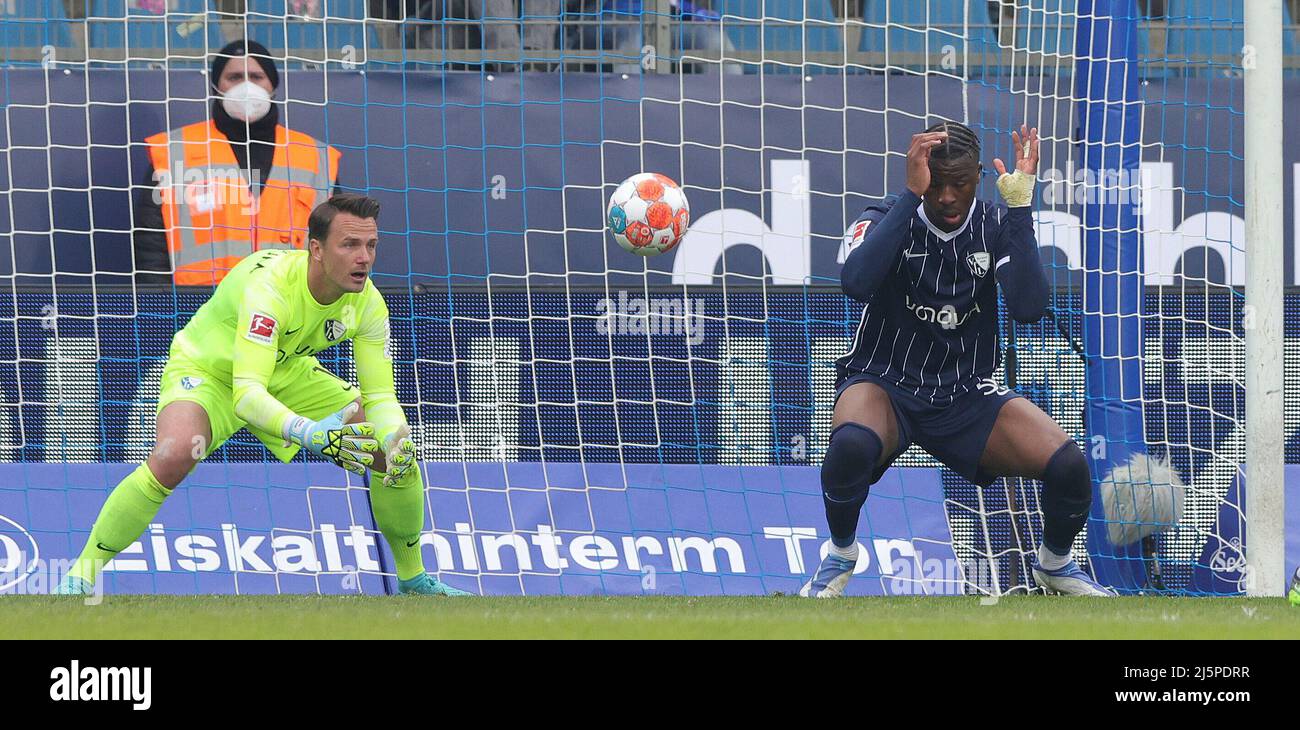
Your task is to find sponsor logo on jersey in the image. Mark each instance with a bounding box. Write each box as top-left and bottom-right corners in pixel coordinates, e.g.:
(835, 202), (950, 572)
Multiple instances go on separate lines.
(276, 343), (313, 364)
(905, 295), (982, 329)
(324, 319), (347, 342)
(180, 376), (203, 390)
(246, 312), (277, 344)
(975, 377), (1011, 396)
(967, 251), (990, 278)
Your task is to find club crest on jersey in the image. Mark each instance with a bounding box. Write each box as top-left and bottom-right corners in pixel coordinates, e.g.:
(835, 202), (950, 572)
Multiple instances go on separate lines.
(180, 376), (203, 390)
(966, 251), (991, 278)
(246, 312), (277, 344)
(324, 319), (347, 342)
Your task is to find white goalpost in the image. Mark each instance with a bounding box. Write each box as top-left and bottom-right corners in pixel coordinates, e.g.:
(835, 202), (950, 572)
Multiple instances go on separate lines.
(1244, 0), (1286, 598)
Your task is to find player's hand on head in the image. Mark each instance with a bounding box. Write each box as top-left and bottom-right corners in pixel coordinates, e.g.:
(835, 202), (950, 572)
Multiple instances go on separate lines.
(907, 131), (949, 197)
(380, 424), (416, 487)
(284, 402), (379, 475)
(992, 124), (1039, 208)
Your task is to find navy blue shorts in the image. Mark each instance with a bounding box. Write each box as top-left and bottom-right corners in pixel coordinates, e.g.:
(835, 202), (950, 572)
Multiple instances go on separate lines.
(834, 372), (1021, 487)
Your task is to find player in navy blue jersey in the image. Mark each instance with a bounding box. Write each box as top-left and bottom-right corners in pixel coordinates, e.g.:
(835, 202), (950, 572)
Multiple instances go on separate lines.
(801, 121), (1113, 597)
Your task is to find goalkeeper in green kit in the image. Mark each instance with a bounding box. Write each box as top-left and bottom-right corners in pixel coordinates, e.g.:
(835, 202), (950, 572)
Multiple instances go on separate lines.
(57, 194), (470, 597)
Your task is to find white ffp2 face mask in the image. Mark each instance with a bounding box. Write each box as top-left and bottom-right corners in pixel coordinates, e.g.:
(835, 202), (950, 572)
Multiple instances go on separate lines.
(221, 81), (272, 123)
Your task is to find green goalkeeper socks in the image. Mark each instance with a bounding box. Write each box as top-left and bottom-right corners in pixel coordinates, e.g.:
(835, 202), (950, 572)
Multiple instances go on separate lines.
(68, 462), (173, 585)
(69, 460), (429, 585)
(369, 465), (428, 581)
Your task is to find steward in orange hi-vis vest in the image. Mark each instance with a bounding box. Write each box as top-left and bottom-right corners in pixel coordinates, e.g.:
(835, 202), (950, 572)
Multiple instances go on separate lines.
(145, 120), (340, 286)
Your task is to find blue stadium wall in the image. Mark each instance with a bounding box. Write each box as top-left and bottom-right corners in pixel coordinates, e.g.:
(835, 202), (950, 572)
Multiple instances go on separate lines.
(0, 71), (1295, 285)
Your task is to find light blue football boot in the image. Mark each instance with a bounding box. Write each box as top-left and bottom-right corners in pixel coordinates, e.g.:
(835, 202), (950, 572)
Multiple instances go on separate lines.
(54, 575), (94, 596)
(1030, 557), (1116, 596)
(397, 572), (474, 597)
(798, 553), (857, 598)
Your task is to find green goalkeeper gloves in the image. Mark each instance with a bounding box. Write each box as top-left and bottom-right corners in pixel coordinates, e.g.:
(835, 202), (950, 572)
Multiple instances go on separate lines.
(284, 403), (378, 475)
(380, 425), (417, 487)
(996, 169), (1036, 208)
(283, 404), (418, 484)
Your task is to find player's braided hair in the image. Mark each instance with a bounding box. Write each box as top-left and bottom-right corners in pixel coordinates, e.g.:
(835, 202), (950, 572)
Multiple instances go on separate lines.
(924, 120), (981, 170)
(309, 193), (381, 244)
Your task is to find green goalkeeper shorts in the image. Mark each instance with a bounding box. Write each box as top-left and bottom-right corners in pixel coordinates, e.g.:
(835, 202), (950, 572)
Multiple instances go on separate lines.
(157, 348), (361, 462)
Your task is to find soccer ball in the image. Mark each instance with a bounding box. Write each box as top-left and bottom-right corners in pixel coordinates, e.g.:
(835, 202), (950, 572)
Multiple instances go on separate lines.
(1289, 565), (1300, 607)
(606, 172), (690, 256)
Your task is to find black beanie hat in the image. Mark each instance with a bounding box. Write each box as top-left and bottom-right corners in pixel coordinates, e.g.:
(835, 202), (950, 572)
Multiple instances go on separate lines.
(210, 39), (280, 91)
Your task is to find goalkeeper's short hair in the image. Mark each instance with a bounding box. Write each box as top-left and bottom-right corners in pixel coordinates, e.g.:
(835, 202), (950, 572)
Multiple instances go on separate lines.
(309, 193), (381, 243)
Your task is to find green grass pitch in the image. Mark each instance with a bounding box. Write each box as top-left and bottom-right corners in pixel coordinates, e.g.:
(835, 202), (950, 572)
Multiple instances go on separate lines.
(3, 595), (1297, 639)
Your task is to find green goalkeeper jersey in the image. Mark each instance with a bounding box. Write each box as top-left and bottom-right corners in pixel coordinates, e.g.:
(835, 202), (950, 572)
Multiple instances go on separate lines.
(171, 248), (404, 440)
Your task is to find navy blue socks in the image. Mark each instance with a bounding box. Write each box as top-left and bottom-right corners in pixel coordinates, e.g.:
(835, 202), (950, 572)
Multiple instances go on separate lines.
(1039, 441), (1092, 556)
(821, 423), (884, 548)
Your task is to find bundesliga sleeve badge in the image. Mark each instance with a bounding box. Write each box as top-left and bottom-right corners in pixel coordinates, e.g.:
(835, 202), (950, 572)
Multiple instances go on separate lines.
(838, 218), (872, 263)
(246, 312), (278, 344)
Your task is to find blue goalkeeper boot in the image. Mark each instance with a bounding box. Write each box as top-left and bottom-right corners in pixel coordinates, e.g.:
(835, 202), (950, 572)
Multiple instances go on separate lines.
(799, 553), (857, 598)
(54, 575), (94, 596)
(1030, 557), (1116, 596)
(398, 572), (473, 597)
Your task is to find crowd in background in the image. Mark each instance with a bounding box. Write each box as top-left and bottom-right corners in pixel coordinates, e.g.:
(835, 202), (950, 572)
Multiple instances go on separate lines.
(32, 0), (1236, 64)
